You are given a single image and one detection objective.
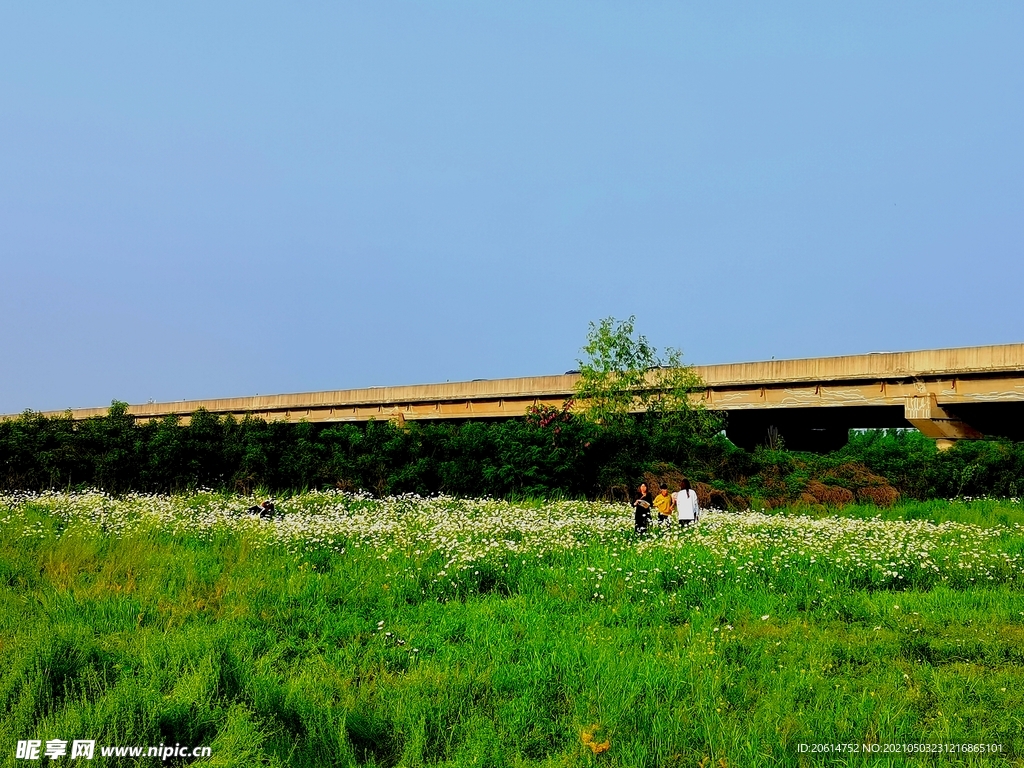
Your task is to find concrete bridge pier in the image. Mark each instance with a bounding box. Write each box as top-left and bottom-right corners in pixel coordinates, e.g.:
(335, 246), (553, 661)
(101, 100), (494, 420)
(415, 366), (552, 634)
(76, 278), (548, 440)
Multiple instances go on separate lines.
(903, 395), (983, 451)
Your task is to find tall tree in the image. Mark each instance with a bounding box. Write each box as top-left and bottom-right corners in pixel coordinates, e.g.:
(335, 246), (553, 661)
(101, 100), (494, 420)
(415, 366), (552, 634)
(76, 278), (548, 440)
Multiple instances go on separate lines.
(573, 316), (720, 435)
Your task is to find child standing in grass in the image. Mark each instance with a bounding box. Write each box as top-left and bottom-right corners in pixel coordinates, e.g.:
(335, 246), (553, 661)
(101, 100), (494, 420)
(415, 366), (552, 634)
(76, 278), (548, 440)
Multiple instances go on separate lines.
(653, 484), (672, 525)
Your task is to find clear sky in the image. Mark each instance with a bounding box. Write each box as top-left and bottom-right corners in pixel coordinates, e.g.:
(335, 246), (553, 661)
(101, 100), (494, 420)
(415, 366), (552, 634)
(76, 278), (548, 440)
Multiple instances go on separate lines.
(2, 2), (1022, 412)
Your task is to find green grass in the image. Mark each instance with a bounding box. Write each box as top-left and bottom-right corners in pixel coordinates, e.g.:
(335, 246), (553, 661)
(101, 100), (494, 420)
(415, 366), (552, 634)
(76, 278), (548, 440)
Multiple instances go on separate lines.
(1, 493), (1022, 767)
(760, 497), (1024, 528)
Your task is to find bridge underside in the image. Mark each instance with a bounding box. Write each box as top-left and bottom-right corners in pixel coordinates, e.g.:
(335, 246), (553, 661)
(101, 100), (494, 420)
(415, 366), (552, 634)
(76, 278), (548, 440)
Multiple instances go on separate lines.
(724, 402), (1024, 452)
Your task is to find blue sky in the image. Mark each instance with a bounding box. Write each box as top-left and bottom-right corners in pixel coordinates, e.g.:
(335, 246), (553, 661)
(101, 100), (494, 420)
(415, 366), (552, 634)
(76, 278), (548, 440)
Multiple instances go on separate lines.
(2, 2), (1022, 412)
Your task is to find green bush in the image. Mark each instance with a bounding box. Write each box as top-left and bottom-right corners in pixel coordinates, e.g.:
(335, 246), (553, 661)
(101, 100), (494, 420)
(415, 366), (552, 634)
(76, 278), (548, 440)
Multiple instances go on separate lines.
(3, 405), (1024, 501)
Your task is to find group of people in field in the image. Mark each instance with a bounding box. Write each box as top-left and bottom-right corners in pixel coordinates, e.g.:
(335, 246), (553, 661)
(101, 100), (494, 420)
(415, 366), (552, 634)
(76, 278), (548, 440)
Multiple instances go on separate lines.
(632, 479), (699, 534)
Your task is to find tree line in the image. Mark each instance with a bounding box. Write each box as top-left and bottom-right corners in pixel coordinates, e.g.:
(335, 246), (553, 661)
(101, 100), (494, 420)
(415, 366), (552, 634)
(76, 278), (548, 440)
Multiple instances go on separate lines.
(2, 402), (1024, 503)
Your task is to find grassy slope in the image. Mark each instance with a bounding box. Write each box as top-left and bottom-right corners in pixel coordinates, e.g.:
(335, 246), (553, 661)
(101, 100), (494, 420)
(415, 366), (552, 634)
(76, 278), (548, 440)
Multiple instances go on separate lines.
(1, 499), (1022, 767)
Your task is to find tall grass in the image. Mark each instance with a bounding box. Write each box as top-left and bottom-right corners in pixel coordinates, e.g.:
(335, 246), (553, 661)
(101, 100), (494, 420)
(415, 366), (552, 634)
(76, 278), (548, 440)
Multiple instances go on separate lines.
(764, 497), (1024, 527)
(1, 493), (1022, 766)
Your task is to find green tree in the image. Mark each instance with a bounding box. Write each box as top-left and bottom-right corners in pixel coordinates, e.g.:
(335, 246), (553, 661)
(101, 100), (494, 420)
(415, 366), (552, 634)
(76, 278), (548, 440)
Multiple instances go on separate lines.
(573, 316), (719, 434)
(89, 400), (141, 493)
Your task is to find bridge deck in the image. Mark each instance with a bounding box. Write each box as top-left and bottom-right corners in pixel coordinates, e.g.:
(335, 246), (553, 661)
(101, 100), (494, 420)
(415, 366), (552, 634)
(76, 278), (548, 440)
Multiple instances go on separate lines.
(6, 343), (1024, 448)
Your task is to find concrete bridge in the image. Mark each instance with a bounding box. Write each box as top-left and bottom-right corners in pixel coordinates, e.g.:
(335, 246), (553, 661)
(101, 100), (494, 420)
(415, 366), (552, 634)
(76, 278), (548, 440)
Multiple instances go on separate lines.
(10, 343), (1024, 451)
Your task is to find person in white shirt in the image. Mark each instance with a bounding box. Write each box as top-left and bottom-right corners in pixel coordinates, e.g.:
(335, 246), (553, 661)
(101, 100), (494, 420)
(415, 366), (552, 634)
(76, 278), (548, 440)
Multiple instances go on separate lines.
(673, 478), (700, 528)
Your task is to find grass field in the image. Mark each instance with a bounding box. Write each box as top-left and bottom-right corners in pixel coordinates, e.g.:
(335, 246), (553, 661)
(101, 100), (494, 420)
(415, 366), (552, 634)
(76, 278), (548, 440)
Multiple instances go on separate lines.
(1, 491), (1022, 767)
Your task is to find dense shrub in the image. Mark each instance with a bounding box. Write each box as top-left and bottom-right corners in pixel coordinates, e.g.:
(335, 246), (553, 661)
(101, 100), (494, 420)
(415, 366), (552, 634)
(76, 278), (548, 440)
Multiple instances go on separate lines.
(2, 405), (1023, 502)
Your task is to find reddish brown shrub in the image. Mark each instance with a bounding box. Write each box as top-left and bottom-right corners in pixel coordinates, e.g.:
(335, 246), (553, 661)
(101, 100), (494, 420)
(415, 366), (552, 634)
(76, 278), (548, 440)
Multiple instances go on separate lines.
(727, 493), (751, 511)
(805, 480), (855, 507)
(694, 482), (714, 509)
(857, 485), (900, 507)
(821, 462), (900, 507)
(643, 466), (686, 497)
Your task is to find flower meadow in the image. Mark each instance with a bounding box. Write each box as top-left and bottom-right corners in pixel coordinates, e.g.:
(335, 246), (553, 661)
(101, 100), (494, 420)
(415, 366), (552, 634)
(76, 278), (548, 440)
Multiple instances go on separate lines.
(2, 491), (1023, 766)
(5, 490), (1023, 595)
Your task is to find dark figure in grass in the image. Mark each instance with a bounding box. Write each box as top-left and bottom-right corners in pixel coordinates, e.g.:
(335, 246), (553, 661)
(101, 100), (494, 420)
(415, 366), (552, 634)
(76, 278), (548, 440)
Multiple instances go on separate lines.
(633, 483), (653, 534)
(246, 500), (276, 519)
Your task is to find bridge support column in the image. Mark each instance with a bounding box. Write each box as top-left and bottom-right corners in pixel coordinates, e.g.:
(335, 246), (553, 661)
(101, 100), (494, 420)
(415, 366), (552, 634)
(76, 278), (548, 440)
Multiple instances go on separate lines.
(904, 395), (982, 450)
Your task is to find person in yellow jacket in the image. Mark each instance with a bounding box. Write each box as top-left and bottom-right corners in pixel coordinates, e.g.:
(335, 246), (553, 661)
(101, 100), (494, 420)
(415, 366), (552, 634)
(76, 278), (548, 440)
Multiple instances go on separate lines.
(652, 484), (673, 525)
